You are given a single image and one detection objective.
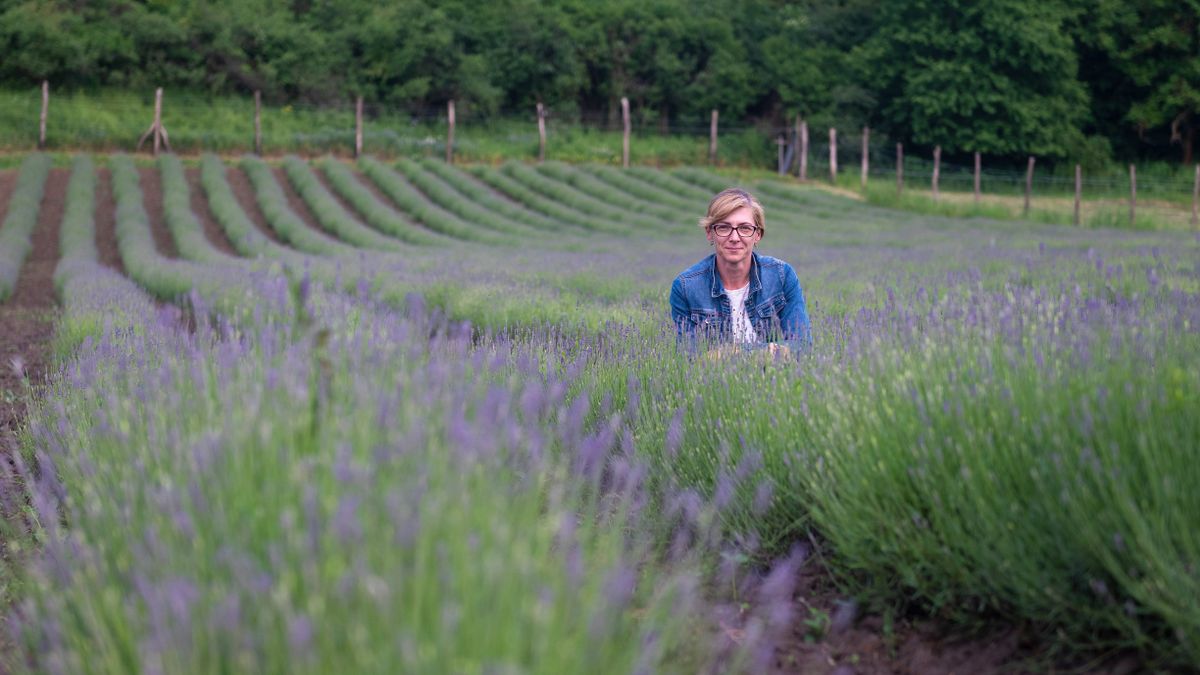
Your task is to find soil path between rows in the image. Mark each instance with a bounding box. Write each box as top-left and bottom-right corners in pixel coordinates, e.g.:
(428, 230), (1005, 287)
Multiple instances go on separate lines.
(226, 167), (283, 244)
(347, 163), (437, 235)
(311, 164), (375, 228)
(0, 171), (16, 219)
(184, 167), (239, 257)
(0, 168), (66, 443)
(94, 169), (126, 274)
(138, 167), (179, 258)
(273, 167), (332, 237)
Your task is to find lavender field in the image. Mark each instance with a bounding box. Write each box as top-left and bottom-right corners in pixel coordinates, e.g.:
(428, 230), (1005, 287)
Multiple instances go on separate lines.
(1, 152), (1198, 673)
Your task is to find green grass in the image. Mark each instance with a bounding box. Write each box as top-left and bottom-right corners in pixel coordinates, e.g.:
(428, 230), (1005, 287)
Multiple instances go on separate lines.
(4, 155), (1200, 671)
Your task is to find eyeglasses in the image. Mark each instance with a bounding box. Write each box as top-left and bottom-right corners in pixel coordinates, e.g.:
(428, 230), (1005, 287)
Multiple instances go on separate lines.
(711, 223), (759, 238)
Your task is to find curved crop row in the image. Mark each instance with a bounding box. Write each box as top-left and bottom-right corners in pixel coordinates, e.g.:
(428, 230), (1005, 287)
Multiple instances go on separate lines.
(281, 156), (408, 253)
(392, 158), (550, 240)
(670, 167), (731, 194)
(625, 166), (713, 202)
(201, 155), (401, 310)
(500, 163), (657, 233)
(241, 156), (360, 258)
(159, 155), (250, 266)
(358, 157), (509, 245)
(318, 158), (444, 246)
(467, 165), (625, 235)
(751, 179), (817, 210)
(535, 162), (686, 224)
(0, 153), (52, 301)
(415, 158), (563, 232)
(55, 156), (98, 265)
(111, 155), (268, 317)
(199, 154), (282, 261)
(584, 164), (699, 213)
(53, 155), (158, 352)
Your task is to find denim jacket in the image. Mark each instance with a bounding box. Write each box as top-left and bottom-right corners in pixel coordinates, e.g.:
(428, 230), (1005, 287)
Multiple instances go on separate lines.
(669, 252), (811, 350)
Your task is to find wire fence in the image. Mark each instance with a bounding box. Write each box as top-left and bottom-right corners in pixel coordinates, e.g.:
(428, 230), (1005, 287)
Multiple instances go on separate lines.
(1, 86), (1197, 228)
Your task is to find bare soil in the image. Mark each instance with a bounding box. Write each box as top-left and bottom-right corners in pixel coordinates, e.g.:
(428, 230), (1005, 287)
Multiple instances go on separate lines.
(0, 172), (15, 216)
(767, 554), (1143, 675)
(94, 169), (126, 274)
(347, 163), (434, 233)
(273, 167), (331, 236)
(312, 165), (373, 224)
(0, 163), (1160, 675)
(226, 167), (282, 243)
(0, 168), (65, 444)
(137, 167), (178, 258)
(184, 167), (239, 256)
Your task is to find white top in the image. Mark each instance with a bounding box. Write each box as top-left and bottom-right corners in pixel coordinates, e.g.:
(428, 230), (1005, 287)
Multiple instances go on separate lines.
(725, 284), (756, 343)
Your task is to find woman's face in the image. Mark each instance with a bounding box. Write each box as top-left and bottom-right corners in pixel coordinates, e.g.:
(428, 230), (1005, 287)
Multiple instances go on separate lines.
(706, 205), (761, 267)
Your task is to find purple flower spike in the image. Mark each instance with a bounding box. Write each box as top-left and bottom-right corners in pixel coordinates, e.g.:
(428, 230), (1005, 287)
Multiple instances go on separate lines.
(288, 613), (315, 657)
(665, 408), (685, 459)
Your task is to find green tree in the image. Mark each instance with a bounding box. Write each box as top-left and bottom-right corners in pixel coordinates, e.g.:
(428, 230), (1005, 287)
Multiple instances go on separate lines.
(760, 1), (877, 126)
(858, 0), (1088, 159)
(1094, 0), (1200, 164)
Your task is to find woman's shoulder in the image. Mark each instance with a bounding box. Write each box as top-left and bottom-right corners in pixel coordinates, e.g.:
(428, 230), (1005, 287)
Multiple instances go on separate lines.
(754, 253), (798, 279)
(753, 253), (791, 269)
(675, 254), (715, 282)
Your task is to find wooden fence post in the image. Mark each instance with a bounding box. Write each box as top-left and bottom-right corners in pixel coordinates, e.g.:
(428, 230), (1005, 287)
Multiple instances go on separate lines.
(973, 152), (981, 205)
(799, 118), (808, 180)
(860, 127), (869, 188)
(776, 134), (786, 175)
(828, 127), (837, 183)
(896, 142), (903, 195)
(38, 81), (48, 150)
(354, 96), (363, 158)
(537, 102), (546, 163)
(446, 100), (455, 164)
(1129, 164), (1136, 227)
(137, 87), (170, 155)
(1192, 164), (1199, 229)
(621, 97), (630, 168)
(709, 109), (718, 164)
(254, 90), (262, 156)
(153, 87), (163, 155)
(1080, 163), (1089, 225)
(1023, 156), (1035, 216)
(932, 145), (941, 201)
(790, 116), (799, 176)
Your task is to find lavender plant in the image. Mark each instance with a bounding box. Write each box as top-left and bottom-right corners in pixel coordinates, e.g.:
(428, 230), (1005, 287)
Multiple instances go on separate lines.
(10, 290), (796, 674)
(5, 151), (1199, 672)
(280, 156), (409, 253)
(0, 154), (51, 301)
(317, 158), (447, 247)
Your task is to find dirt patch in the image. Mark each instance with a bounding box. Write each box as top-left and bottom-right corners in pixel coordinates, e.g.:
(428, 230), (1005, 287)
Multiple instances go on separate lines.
(94, 169), (126, 274)
(769, 554), (1140, 675)
(0, 170), (16, 219)
(0, 168), (65, 443)
(274, 167), (330, 236)
(137, 167), (178, 258)
(312, 165), (373, 225)
(226, 167), (282, 243)
(350, 163), (401, 211)
(184, 167), (239, 256)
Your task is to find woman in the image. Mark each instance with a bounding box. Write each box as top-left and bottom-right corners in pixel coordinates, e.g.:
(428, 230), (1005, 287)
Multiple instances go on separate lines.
(669, 187), (810, 355)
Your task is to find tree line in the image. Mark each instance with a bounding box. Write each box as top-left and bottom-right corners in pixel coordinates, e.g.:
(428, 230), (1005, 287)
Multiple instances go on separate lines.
(0, 0), (1195, 167)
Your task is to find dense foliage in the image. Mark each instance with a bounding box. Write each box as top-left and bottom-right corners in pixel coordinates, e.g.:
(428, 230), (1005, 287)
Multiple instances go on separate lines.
(0, 0), (1195, 164)
(2, 153), (1197, 672)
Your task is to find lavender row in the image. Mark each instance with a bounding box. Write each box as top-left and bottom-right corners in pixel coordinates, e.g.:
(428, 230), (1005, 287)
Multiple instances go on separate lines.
(0, 153), (51, 301)
(52, 155), (159, 353)
(10, 287), (796, 673)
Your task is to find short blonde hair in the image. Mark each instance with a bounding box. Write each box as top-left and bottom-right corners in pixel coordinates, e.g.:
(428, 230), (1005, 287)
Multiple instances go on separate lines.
(699, 187), (765, 237)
